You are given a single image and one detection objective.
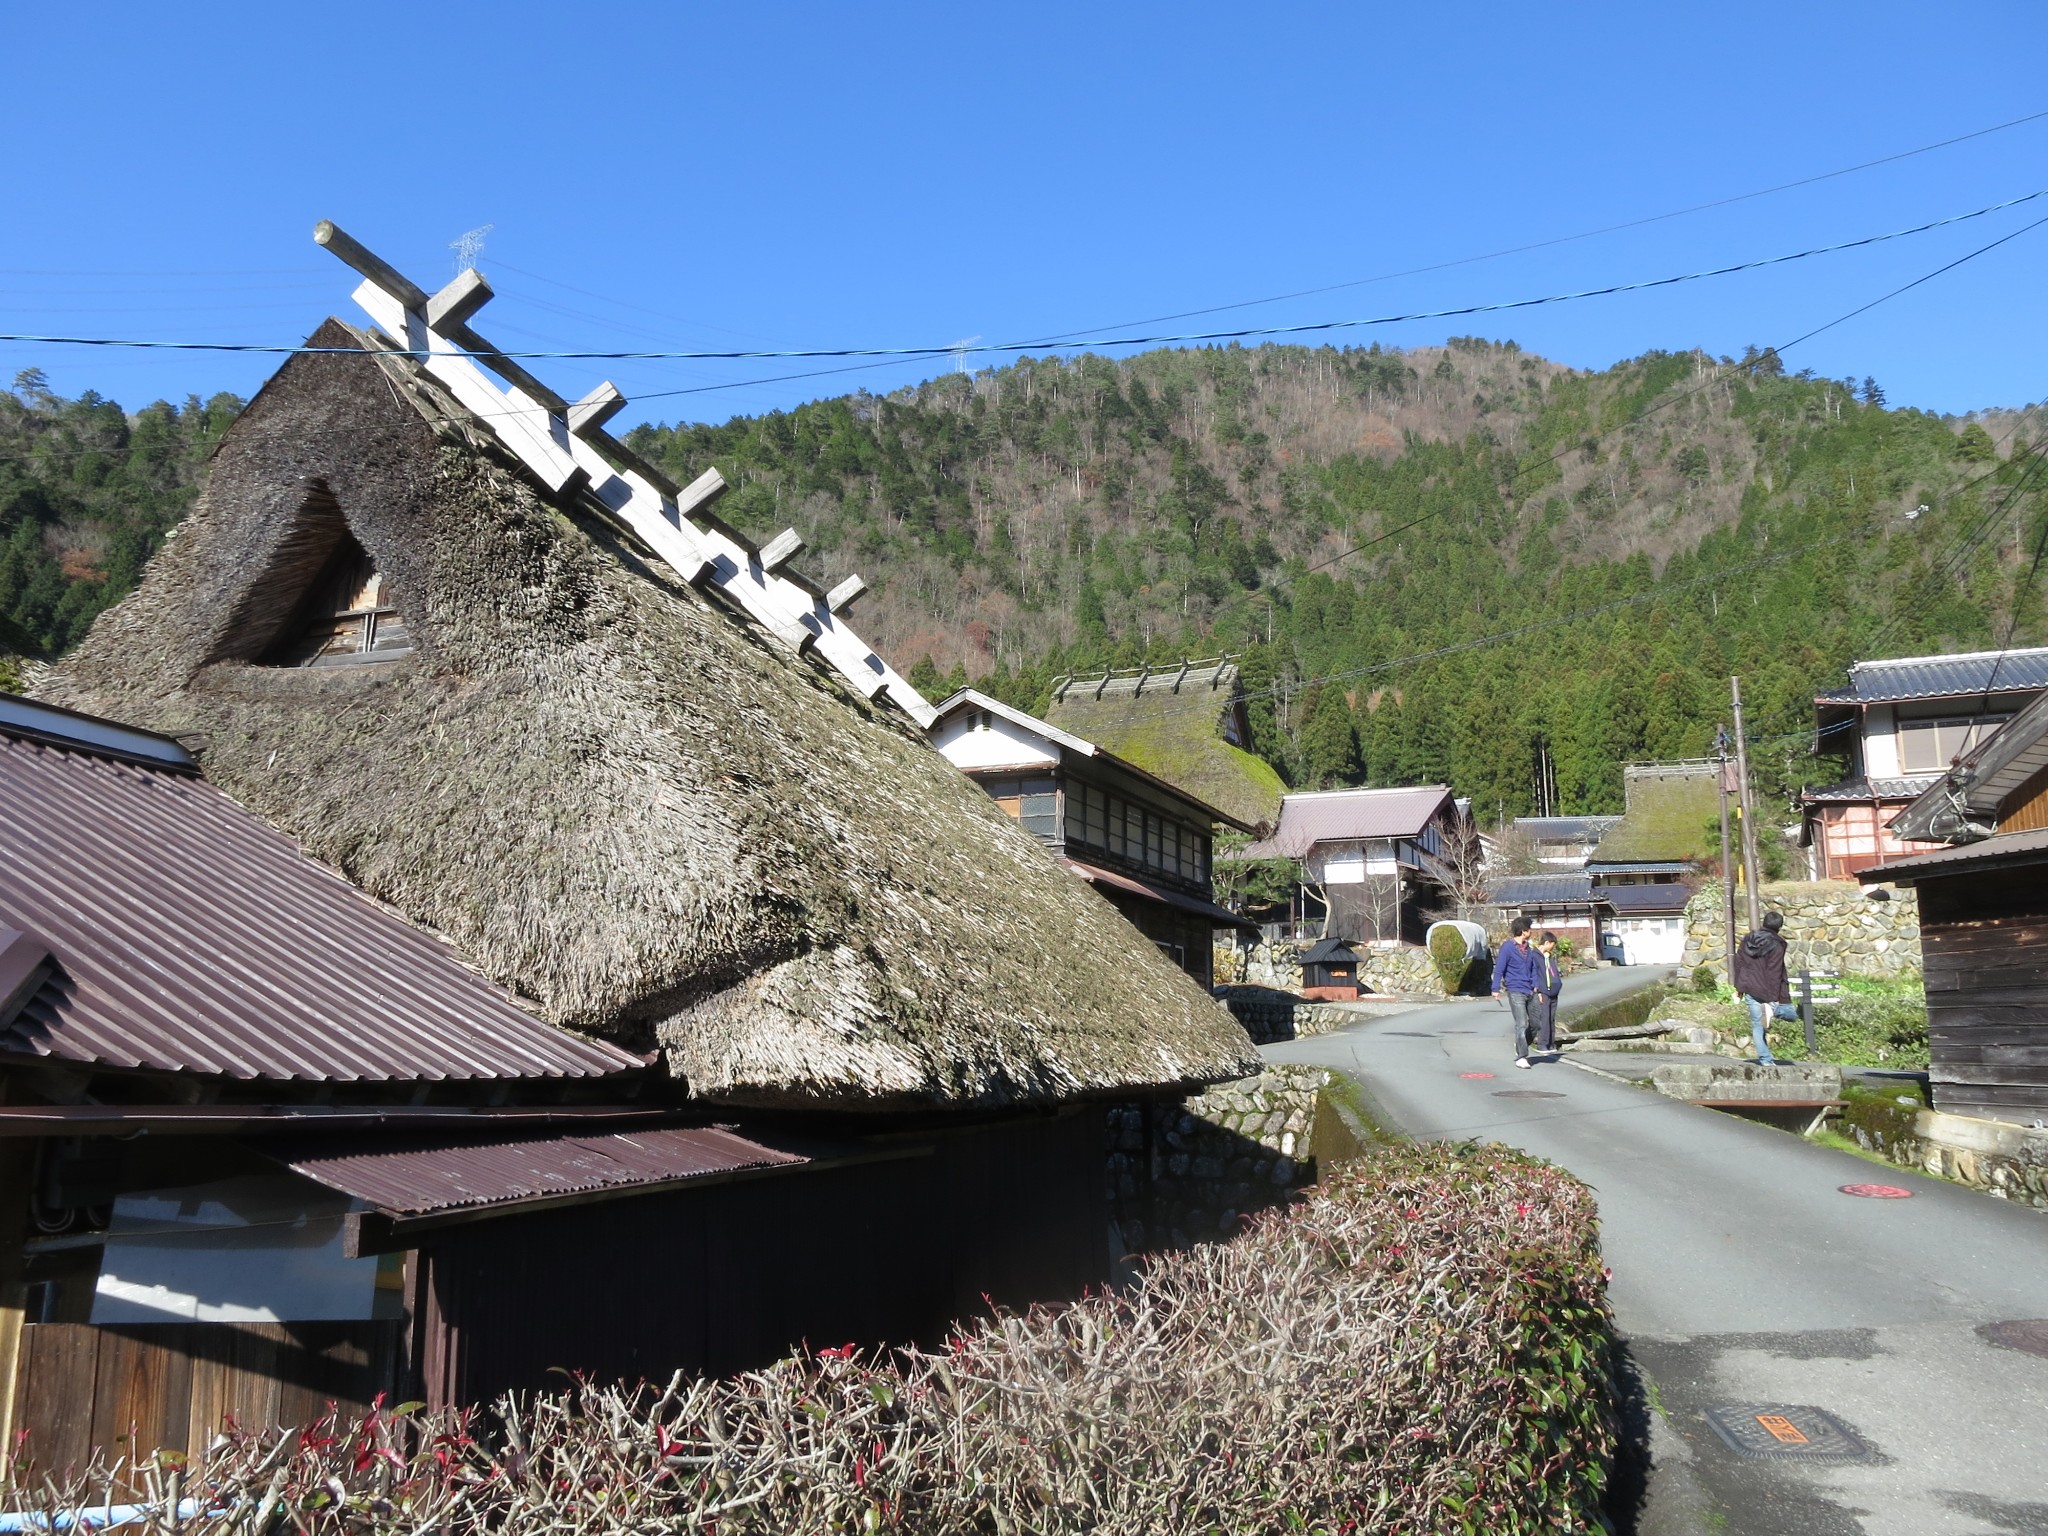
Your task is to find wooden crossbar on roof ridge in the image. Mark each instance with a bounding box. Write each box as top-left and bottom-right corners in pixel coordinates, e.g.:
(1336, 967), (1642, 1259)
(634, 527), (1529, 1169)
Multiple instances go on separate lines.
(313, 222), (934, 727)
(1051, 655), (1236, 702)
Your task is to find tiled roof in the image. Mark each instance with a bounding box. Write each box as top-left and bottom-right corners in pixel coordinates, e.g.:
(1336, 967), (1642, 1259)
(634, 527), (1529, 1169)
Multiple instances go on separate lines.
(1817, 647), (2048, 705)
(1491, 873), (1594, 905)
(1240, 785), (1454, 859)
(0, 695), (641, 1083)
(1602, 882), (1695, 914)
(1800, 775), (1938, 804)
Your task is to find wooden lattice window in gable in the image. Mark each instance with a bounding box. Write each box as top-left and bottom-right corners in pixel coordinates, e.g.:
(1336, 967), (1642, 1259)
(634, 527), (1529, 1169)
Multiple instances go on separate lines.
(265, 534), (413, 667)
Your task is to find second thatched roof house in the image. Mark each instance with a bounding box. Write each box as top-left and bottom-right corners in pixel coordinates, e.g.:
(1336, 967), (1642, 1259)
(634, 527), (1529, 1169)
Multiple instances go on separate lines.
(16, 226), (1256, 1442)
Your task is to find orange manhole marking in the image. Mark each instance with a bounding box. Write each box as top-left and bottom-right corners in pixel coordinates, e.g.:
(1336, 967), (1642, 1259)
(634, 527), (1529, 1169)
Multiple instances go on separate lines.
(1755, 1414), (1810, 1444)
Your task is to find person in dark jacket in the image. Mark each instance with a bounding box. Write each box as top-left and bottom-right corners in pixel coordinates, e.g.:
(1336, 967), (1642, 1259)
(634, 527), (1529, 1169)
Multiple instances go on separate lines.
(1532, 931), (1564, 1057)
(1491, 917), (1542, 1069)
(1730, 910), (1797, 1066)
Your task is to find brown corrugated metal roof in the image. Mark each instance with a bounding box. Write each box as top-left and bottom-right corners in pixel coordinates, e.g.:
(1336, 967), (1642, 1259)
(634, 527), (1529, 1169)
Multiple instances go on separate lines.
(283, 1125), (808, 1217)
(1857, 825), (2048, 881)
(1062, 858), (1254, 929)
(1238, 785), (1453, 859)
(0, 699), (639, 1083)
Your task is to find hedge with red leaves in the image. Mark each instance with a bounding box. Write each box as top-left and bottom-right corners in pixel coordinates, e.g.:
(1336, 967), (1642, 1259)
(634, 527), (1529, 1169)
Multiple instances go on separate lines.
(9, 1143), (1616, 1535)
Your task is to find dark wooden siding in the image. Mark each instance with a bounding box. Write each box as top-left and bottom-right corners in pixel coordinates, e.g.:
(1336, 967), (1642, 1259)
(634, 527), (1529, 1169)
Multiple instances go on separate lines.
(2001, 763), (2048, 835)
(8, 1322), (403, 1472)
(419, 1110), (1110, 1408)
(1917, 866), (2048, 1122)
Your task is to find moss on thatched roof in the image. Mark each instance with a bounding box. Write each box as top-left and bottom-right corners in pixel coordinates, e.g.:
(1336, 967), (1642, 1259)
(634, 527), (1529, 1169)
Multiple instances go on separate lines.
(1592, 765), (1722, 865)
(41, 324), (1256, 1111)
(1045, 663), (1284, 833)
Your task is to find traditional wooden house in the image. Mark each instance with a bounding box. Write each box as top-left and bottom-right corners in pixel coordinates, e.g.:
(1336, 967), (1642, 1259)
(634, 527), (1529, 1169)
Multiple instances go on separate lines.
(1800, 646), (2048, 878)
(1487, 873), (1601, 953)
(1869, 685), (2048, 1123)
(928, 688), (1254, 984)
(1510, 815), (1621, 868)
(1236, 785), (1471, 946)
(9, 227), (1256, 1462)
(1582, 762), (1717, 965)
(1044, 659), (1286, 835)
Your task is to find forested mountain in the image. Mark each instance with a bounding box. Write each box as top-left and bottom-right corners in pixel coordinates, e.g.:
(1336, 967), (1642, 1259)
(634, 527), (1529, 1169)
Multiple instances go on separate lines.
(627, 341), (2045, 815)
(5, 341), (2042, 821)
(0, 368), (239, 686)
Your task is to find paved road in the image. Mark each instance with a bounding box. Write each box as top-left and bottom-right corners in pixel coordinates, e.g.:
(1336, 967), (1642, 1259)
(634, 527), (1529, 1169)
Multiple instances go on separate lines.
(1265, 968), (2048, 1536)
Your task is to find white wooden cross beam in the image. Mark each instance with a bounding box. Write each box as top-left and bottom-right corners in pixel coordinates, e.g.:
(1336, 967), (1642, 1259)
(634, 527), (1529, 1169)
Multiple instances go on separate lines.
(313, 222), (933, 726)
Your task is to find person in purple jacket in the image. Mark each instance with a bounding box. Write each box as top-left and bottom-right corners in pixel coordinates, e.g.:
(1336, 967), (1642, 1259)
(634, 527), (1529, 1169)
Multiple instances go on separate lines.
(1491, 916), (1543, 1069)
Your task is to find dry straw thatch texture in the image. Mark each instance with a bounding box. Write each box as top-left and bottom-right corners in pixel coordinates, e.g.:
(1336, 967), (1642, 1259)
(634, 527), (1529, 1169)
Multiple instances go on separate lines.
(42, 323), (1255, 1110)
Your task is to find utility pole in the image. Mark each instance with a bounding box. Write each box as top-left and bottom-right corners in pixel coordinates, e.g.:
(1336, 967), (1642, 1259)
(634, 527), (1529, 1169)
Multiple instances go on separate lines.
(1714, 725), (1738, 974)
(1730, 676), (1763, 932)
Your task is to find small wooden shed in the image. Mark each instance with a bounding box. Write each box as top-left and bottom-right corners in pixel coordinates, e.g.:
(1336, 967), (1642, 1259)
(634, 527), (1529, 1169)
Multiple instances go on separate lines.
(1299, 937), (1364, 1001)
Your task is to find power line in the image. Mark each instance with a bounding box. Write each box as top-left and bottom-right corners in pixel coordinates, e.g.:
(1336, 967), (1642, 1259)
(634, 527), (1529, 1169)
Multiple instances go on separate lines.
(3, 189), (2043, 366)
(1014, 106), (2048, 343)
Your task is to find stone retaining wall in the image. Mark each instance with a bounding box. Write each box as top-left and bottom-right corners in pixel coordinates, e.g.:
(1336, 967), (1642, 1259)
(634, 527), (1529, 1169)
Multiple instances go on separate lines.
(1213, 937), (1444, 997)
(1680, 879), (1920, 982)
(1841, 1103), (2048, 1211)
(1212, 987), (1409, 1045)
(1106, 1065), (1335, 1250)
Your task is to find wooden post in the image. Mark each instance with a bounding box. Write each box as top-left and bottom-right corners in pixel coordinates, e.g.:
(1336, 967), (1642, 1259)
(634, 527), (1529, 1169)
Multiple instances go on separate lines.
(1716, 727), (1737, 980)
(0, 1138), (33, 1486)
(1730, 677), (1764, 932)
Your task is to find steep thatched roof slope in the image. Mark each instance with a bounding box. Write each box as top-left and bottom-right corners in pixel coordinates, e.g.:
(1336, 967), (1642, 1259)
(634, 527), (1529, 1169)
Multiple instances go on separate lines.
(1046, 661), (1285, 833)
(41, 324), (1255, 1111)
(1591, 764), (1721, 865)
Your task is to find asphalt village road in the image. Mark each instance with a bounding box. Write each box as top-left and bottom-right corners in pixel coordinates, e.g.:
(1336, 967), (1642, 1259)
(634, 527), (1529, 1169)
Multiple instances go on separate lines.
(1262, 965), (2048, 1536)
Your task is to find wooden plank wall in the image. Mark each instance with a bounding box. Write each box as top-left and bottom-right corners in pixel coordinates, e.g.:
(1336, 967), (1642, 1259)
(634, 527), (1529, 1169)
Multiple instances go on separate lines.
(1999, 763), (2048, 835)
(420, 1110), (1111, 1410)
(1918, 865), (2048, 1121)
(8, 1321), (404, 1473)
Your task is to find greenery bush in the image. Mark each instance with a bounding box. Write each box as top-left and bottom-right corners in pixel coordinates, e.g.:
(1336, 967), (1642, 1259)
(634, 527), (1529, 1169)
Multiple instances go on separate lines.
(13, 1146), (1617, 1536)
(1692, 963), (1717, 994)
(1429, 922), (1471, 994)
(1768, 977), (1929, 1069)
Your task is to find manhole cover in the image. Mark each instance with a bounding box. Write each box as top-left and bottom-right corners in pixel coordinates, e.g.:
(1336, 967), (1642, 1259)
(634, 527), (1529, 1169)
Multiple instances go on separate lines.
(1980, 1320), (2048, 1358)
(1458, 1072), (1496, 1079)
(1840, 1183), (1915, 1199)
(1493, 1089), (1565, 1099)
(1704, 1405), (1874, 1463)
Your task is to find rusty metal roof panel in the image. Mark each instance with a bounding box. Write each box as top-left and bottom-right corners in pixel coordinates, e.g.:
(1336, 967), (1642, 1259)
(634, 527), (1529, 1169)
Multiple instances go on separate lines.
(0, 701), (639, 1083)
(284, 1125), (808, 1216)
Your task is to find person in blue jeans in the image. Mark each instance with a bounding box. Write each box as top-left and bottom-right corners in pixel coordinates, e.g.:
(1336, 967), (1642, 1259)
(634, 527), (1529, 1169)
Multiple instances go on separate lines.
(1532, 931), (1564, 1058)
(1491, 917), (1543, 1069)
(1729, 910), (1797, 1066)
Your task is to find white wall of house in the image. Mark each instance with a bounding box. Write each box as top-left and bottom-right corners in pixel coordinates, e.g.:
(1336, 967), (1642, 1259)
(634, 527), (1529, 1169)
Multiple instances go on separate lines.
(932, 709), (1058, 771)
(1310, 840), (1402, 885)
(1860, 703), (1894, 777)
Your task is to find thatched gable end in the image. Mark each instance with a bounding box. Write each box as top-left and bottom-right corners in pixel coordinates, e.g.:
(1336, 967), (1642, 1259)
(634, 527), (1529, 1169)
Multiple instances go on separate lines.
(42, 328), (1256, 1109)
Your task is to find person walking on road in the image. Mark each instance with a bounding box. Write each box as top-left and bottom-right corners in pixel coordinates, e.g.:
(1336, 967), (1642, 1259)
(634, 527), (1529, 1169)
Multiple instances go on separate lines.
(1491, 917), (1542, 1069)
(1731, 909), (1798, 1066)
(1532, 931), (1564, 1058)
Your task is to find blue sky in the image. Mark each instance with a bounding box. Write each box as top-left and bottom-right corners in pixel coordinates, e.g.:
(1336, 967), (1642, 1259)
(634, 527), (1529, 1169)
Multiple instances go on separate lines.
(5, 2), (2047, 427)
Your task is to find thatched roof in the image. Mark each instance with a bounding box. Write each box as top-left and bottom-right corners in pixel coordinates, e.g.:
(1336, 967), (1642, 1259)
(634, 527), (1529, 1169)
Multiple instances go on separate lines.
(40, 322), (1255, 1111)
(1589, 763), (1721, 866)
(1046, 661), (1285, 833)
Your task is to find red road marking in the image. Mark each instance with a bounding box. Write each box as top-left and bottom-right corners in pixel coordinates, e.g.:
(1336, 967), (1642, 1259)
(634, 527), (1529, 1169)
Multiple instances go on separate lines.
(1839, 1183), (1914, 1198)
(1459, 1072), (1496, 1079)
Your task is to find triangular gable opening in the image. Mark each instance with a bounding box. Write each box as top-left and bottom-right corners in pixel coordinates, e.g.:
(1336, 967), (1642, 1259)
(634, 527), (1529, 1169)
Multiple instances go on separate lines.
(207, 483), (414, 669)
(262, 534), (412, 667)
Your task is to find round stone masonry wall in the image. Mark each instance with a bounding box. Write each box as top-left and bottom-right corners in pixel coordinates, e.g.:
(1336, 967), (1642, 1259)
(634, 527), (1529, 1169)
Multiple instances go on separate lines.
(1680, 879), (1920, 982)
